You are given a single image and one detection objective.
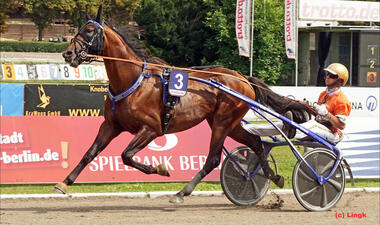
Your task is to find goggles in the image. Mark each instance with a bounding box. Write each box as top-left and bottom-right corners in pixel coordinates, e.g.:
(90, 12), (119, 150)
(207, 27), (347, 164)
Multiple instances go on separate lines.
(325, 72), (339, 79)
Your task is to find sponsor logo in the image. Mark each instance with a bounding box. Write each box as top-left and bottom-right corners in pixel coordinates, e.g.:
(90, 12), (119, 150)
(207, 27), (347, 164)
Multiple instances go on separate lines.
(25, 111), (61, 116)
(36, 85), (51, 109)
(24, 84), (106, 116)
(300, 0), (380, 22)
(89, 85), (108, 93)
(148, 134), (178, 151)
(0, 130), (67, 169)
(366, 95), (377, 112)
(0, 131), (24, 145)
(68, 109), (101, 116)
(351, 102), (363, 110)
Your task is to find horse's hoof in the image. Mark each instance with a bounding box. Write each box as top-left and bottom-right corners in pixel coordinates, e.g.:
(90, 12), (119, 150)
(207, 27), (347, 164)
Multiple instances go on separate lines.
(52, 182), (68, 194)
(156, 164), (170, 177)
(272, 175), (284, 188)
(169, 195), (184, 204)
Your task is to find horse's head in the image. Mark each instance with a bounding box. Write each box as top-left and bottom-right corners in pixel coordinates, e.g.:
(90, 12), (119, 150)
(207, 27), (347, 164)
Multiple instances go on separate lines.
(63, 5), (105, 67)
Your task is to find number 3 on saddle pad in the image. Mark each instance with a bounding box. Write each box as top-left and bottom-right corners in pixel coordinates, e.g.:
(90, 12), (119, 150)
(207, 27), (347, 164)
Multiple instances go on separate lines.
(169, 70), (188, 97)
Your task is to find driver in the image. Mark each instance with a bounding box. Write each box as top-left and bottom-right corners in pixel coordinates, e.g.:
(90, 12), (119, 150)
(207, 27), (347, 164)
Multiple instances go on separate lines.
(244, 63), (351, 144)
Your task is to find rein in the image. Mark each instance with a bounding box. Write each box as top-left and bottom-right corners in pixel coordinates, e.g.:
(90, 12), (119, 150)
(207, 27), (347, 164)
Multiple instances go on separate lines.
(86, 54), (258, 89)
(86, 54), (314, 114)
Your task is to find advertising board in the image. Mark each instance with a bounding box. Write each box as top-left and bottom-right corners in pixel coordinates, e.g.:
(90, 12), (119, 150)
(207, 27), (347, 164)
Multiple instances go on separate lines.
(0, 117), (240, 183)
(245, 86), (379, 178)
(24, 84), (107, 116)
(0, 83), (24, 116)
(299, 0), (380, 22)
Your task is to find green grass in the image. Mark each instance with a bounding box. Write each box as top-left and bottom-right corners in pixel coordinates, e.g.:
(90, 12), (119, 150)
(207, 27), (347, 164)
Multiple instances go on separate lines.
(0, 182), (222, 195)
(1, 145), (378, 194)
(268, 145), (380, 189)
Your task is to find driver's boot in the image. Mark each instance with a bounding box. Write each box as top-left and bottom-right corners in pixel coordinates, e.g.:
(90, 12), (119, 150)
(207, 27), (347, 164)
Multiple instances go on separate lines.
(257, 152), (284, 188)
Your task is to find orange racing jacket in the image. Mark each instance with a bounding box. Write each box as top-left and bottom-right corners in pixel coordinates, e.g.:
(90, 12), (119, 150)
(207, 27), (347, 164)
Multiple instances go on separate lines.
(317, 88), (351, 137)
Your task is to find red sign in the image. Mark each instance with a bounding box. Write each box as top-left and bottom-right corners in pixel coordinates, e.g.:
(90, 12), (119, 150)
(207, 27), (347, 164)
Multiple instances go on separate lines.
(0, 116), (240, 183)
(367, 72), (377, 83)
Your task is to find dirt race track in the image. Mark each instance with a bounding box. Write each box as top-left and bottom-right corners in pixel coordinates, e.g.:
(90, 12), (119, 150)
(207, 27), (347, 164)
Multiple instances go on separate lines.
(1, 191), (379, 225)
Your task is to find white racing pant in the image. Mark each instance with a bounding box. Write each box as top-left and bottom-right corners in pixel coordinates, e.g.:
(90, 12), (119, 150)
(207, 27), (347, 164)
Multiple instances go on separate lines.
(244, 120), (342, 143)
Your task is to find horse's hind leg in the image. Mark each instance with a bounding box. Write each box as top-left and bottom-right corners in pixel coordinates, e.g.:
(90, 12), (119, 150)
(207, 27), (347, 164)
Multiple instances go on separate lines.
(53, 120), (121, 194)
(228, 124), (284, 188)
(120, 126), (167, 176)
(169, 122), (229, 203)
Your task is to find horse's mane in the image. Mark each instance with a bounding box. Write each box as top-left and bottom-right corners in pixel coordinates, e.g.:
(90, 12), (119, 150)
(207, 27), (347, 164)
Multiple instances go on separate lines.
(105, 22), (168, 65)
(244, 75), (317, 123)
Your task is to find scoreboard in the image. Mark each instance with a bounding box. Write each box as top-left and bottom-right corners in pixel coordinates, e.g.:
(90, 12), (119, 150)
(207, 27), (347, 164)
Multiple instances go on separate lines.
(359, 31), (379, 87)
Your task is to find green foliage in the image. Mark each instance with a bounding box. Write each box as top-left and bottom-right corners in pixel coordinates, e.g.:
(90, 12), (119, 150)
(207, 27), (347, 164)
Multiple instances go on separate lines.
(23, 0), (73, 41)
(0, 178), (378, 194)
(102, 0), (141, 25)
(204, 0), (294, 85)
(0, 0), (22, 33)
(135, 0), (212, 66)
(0, 41), (69, 52)
(0, 182), (222, 194)
(135, 0), (294, 84)
(3, 0), (294, 84)
(65, 0), (101, 29)
(21, 0), (140, 40)
(65, 0), (141, 29)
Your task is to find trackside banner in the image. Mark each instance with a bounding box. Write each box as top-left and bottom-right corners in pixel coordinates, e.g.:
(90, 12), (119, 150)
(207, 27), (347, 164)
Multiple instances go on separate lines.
(0, 117), (240, 183)
(245, 87), (379, 178)
(235, 0), (251, 57)
(24, 84), (107, 116)
(284, 0), (297, 59)
(299, 0), (380, 22)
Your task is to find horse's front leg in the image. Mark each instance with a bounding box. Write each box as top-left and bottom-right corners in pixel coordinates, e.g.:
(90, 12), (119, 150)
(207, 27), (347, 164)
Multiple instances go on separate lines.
(53, 120), (121, 194)
(121, 126), (169, 176)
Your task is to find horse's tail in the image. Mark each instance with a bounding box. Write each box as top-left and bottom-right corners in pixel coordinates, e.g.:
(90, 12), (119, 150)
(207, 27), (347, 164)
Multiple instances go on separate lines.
(244, 76), (317, 123)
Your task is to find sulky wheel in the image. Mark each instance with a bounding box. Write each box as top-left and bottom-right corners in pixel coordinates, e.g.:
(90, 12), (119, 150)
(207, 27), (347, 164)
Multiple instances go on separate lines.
(221, 146), (271, 206)
(292, 148), (345, 211)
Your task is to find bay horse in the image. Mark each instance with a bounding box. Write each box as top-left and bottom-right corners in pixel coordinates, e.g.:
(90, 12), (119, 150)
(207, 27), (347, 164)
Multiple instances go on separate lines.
(57, 5), (314, 203)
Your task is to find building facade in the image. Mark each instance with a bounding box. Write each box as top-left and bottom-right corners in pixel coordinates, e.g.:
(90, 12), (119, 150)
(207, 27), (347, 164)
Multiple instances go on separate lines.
(296, 0), (379, 87)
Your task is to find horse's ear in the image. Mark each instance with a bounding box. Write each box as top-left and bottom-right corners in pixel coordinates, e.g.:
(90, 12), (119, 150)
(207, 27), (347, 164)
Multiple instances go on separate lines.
(95, 4), (103, 23)
(86, 13), (92, 21)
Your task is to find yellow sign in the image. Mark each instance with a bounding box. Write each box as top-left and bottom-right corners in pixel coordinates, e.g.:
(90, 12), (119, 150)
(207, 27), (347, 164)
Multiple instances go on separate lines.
(2, 64), (15, 80)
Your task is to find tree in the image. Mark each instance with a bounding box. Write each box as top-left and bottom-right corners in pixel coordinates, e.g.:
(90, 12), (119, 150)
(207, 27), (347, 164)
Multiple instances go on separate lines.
(103, 0), (141, 25)
(135, 0), (212, 66)
(23, 0), (73, 41)
(65, 0), (101, 30)
(0, 0), (22, 34)
(135, 0), (293, 84)
(204, 0), (294, 85)
(64, 0), (141, 30)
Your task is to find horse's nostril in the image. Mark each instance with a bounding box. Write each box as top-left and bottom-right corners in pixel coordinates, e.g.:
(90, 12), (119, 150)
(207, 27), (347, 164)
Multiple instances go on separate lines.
(63, 50), (73, 58)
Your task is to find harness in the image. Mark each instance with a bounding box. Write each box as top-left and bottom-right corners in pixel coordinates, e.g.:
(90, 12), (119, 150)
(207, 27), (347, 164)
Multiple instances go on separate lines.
(71, 20), (105, 61)
(107, 63), (178, 133)
(162, 69), (179, 132)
